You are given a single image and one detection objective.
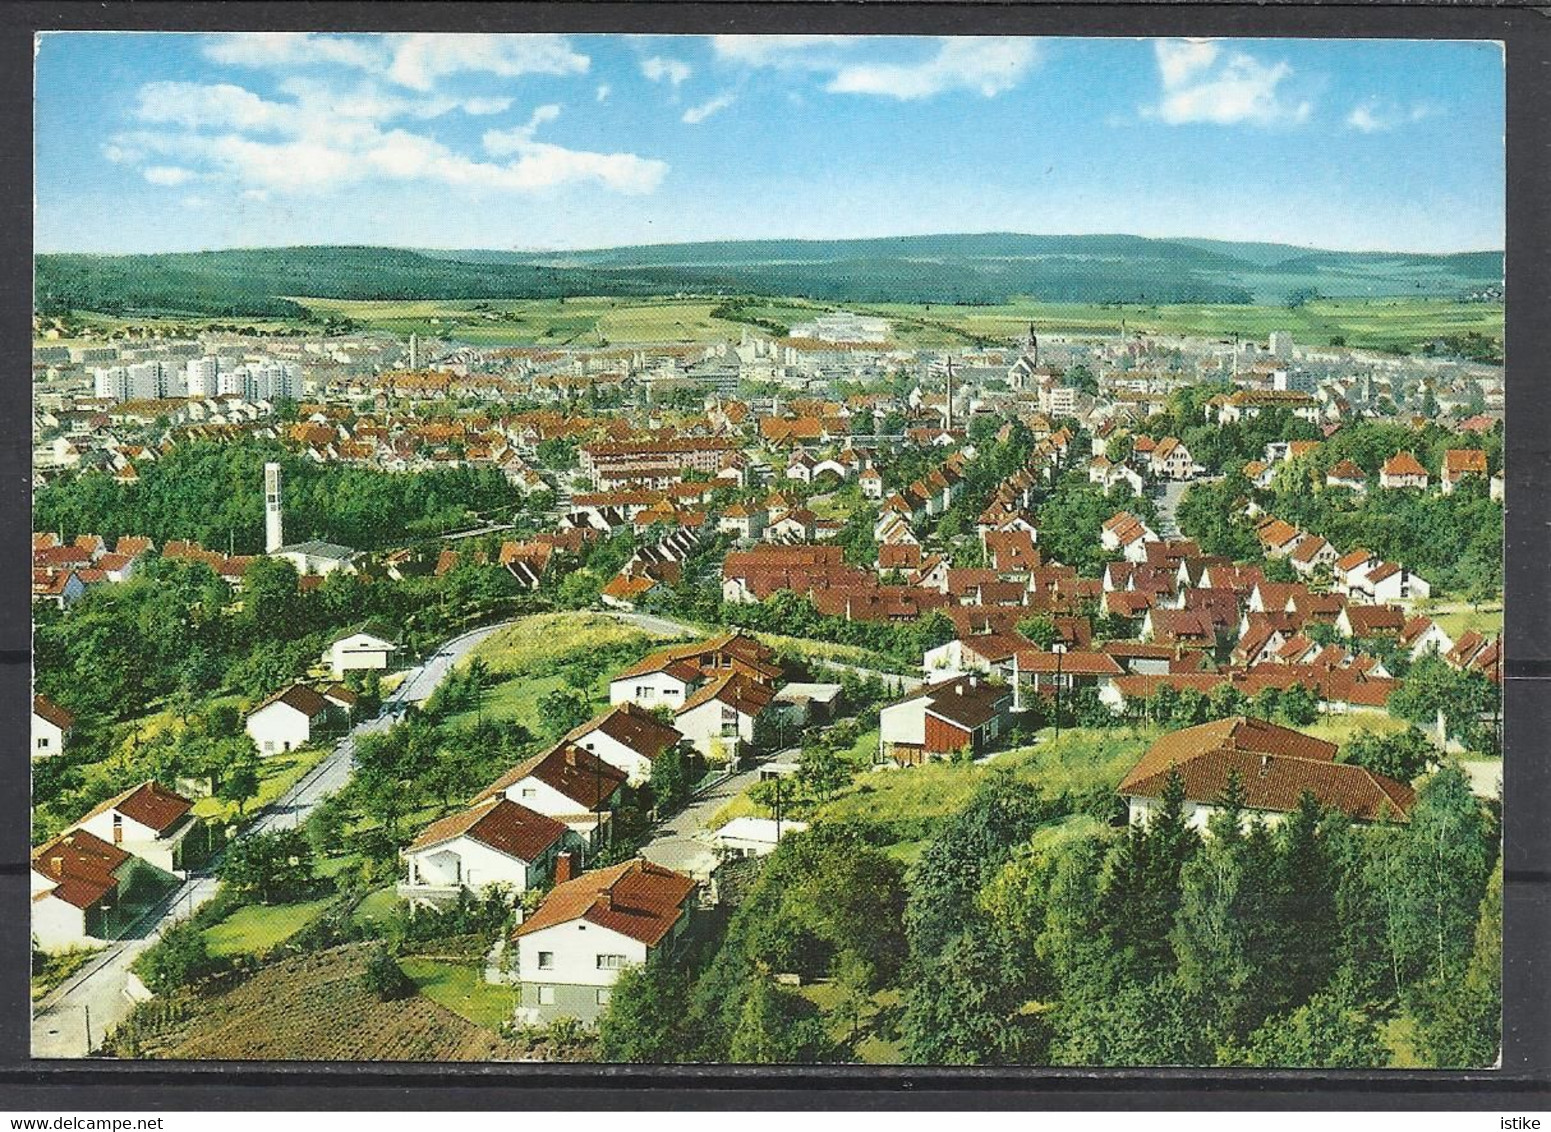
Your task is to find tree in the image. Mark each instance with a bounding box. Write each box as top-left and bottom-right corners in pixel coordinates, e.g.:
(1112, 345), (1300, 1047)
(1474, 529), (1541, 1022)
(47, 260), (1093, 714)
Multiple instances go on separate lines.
(729, 975), (838, 1063)
(798, 741), (849, 801)
(649, 746), (693, 816)
(362, 943), (415, 1001)
(1016, 614), (1058, 649)
(537, 686), (592, 739)
(133, 920), (225, 994)
(220, 827), (316, 904)
(1413, 863), (1502, 1068)
(1341, 727), (1434, 782)
(903, 920), (1044, 1065)
(217, 752), (261, 816)
(1240, 989), (1387, 1068)
(1278, 683), (1319, 726)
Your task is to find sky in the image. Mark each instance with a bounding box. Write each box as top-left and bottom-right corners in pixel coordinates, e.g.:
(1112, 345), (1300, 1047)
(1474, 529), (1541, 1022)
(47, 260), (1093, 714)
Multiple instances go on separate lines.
(34, 33), (1505, 255)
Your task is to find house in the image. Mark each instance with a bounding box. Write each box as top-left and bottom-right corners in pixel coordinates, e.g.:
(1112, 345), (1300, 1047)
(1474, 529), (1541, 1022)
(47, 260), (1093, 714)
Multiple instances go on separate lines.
(771, 682), (843, 726)
(1287, 535), (1338, 577)
(608, 632), (779, 709)
(72, 780), (198, 877)
(475, 742), (628, 851)
(1118, 716), (1414, 831)
(1351, 562), (1431, 606)
(565, 702), (686, 786)
(1337, 603), (1407, 639)
(32, 830), (137, 950)
(710, 816), (809, 859)
(878, 675), (1014, 765)
(31, 694), (74, 759)
(399, 796), (582, 908)
(1400, 616), (1454, 660)
(1150, 436), (1196, 480)
(717, 502), (767, 541)
(1379, 451), (1430, 490)
(245, 684), (333, 754)
(859, 466), (884, 499)
(1011, 649), (1124, 706)
(1324, 459), (1367, 494)
(1255, 518), (1302, 558)
(1441, 449), (1488, 494)
(674, 671), (776, 761)
(324, 623), (398, 680)
(508, 859), (698, 1026)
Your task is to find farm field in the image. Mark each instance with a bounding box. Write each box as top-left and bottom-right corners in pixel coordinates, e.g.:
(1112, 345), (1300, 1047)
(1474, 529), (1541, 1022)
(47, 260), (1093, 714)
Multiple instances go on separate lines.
(133, 944), (523, 1061)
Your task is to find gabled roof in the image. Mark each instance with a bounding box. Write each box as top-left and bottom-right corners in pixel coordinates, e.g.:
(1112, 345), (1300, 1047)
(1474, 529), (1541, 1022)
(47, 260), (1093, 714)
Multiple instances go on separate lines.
(80, 780), (194, 835)
(475, 741), (628, 810)
(33, 693), (74, 731)
(1119, 716), (1412, 823)
(1343, 604), (1407, 635)
(512, 858), (696, 946)
(407, 796), (569, 863)
(1382, 451), (1429, 477)
(32, 829), (130, 909)
(566, 701), (683, 763)
(249, 683), (330, 720)
(1444, 449), (1488, 475)
(677, 670), (775, 717)
(894, 675), (1012, 731)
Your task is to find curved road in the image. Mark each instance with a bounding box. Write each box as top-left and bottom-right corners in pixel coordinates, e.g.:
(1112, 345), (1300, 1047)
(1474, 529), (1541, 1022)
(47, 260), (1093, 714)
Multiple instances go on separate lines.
(30, 620), (511, 1060)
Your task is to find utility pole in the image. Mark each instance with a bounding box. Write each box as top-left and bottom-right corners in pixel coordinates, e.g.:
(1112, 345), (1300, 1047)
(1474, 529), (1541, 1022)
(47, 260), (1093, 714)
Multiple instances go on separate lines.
(1053, 642), (1067, 741)
(83, 1004), (91, 1053)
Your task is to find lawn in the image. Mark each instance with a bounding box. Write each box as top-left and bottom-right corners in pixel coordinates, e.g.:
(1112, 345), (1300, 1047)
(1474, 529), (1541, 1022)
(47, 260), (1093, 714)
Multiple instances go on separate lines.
(399, 958), (515, 1031)
(1302, 711), (1414, 751)
(190, 745), (332, 824)
(794, 981), (905, 1064)
(1423, 602), (1504, 641)
(349, 886), (402, 930)
(461, 612), (674, 679)
(202, 897), (335, 958)
(31, 946), (102, 1002)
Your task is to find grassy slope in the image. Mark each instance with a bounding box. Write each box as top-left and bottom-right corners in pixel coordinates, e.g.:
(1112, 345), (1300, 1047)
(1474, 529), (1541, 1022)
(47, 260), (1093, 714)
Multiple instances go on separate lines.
(400, 958), (515, 1031)
(202, 898), (335, 958)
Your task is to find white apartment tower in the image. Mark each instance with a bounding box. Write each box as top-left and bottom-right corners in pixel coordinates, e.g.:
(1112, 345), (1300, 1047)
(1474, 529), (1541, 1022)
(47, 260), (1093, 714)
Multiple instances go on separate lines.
(264, 462), (284, 554)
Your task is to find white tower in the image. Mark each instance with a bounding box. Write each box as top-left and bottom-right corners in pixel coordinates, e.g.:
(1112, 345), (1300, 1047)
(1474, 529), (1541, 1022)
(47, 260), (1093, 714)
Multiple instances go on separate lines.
(264, 462), (284, 553)
(408, 333), (420, 370)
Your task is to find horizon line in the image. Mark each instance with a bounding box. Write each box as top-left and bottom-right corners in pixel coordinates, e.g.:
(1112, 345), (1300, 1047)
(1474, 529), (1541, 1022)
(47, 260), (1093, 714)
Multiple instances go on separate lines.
(31, 229), (1506, 260)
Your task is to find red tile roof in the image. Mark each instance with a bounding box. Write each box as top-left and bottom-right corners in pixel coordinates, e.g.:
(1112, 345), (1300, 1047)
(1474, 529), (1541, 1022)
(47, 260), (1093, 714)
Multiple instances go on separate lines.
(513, 858), (696, 946)
(32, 829), (130, 909)
(408, 797), (569, 862)
(81, 780), (193, 835)
(475, 741), (627, 810)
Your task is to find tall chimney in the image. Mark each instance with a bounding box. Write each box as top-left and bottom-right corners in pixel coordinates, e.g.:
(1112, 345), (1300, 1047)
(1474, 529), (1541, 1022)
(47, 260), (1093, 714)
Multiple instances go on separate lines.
(554, 851), (576, 884)
(264, 462), (284, 553)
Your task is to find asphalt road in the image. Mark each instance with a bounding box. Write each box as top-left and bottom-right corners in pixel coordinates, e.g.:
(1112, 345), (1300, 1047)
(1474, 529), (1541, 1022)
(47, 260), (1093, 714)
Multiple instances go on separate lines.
(30, 620), (510, 1060)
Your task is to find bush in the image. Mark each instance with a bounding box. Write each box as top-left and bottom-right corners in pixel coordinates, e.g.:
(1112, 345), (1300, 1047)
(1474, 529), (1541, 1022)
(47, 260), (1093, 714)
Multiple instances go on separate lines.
(133, 920), (228, 995)
(362, 943), (415, 1001)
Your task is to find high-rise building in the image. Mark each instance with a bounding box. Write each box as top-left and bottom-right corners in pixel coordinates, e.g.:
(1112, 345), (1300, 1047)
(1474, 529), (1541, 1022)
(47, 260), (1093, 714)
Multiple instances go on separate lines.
(408, 333), (420, 370)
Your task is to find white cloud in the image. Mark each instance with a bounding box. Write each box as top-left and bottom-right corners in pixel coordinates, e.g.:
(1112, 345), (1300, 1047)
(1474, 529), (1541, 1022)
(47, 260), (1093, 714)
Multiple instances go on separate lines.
(114, 80), (665, 198)
(1146, 39), (1310, 127)
(596, 84), (612, 102)
(826, 38), (1039, 100)
(143, 165), (195, 186)
(710, 35), (861, 70)
(202, 32), (589, 92)
(642, 56), (692, 86)
(1346, 99), (1436, 133)
(203, 32), (383, 71)
(386, 34), (589, 91)
(682, 92), (735, 124)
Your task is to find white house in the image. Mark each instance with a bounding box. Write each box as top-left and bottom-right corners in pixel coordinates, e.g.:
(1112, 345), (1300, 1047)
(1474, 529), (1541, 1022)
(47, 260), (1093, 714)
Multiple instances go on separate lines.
(507, 859), (697, 1026)
(245, 684), (332, 755)
(674, 672), (775, 761)
(475, 742), (628, 851)
(31, 694), (74, 760)
(31, 830), (144, 951)
(324, 624), (398, 680)
(399, 797), (581, 909)
(72, 780), (198, 877)
(1360, 562), (1432, 605)
(565, 702), (686, 786)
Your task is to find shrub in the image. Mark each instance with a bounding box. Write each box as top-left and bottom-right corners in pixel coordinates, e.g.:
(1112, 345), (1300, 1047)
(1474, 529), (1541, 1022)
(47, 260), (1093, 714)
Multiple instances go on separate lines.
(362, 943), (415, 1001)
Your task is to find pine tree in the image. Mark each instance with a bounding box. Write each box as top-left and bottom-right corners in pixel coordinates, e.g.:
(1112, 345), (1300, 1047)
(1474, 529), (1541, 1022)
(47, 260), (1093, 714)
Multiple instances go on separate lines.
(1271, 791), (1339, 1012)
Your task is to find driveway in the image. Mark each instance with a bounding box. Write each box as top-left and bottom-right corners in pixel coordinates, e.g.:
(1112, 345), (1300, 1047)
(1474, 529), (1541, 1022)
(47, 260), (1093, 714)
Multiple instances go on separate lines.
(30, 619), (511, 1059)
(638, 764), (764, 879)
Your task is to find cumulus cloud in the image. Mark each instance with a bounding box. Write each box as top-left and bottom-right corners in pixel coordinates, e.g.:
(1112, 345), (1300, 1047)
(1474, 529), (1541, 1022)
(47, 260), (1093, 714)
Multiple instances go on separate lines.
(682, 92), (735, 124)
(201, 32), (589, 91)
(642, 56), (692, 86)
(1146, 39), (1310, 127)
(111, 80), (665, 198)
(826, 38), (1040, 100)
(1346, 99), (1436, 133)
(143, 166), (196, 186)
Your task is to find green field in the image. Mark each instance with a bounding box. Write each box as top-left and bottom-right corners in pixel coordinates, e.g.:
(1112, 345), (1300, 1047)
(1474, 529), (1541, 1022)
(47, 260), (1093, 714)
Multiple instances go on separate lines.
(399, 959), (515, 1031)
(38, 292), (1500, 357)
(202, 897), (335, 958)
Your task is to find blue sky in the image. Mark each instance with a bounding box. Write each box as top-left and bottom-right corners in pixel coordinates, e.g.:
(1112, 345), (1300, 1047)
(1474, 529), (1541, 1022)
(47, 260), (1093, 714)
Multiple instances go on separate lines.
(34, 33), (1504, 254)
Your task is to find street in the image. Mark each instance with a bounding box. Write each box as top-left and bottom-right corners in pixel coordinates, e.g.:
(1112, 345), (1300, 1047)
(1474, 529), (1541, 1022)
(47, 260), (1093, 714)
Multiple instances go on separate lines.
(637, 763), (765, 879)
(30, 619), (510, 1060)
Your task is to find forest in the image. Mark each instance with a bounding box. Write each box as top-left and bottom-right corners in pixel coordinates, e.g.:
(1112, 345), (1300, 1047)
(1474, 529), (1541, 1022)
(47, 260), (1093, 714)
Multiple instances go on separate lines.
(598, 766), (1500, 1068)
(34, 439), (520, 553)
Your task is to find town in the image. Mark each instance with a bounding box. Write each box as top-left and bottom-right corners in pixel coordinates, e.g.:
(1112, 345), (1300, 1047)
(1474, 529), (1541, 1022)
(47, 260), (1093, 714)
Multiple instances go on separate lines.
(30, 300), (1503, 1069)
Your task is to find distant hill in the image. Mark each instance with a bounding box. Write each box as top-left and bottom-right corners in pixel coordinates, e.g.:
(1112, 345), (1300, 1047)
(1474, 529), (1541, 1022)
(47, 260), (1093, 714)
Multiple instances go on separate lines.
(34, 234), (1504, 319)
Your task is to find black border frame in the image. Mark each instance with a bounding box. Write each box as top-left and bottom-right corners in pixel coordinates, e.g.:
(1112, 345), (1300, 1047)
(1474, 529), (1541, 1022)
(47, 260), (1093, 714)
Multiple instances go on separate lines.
(4, 1), (1548, 1109)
